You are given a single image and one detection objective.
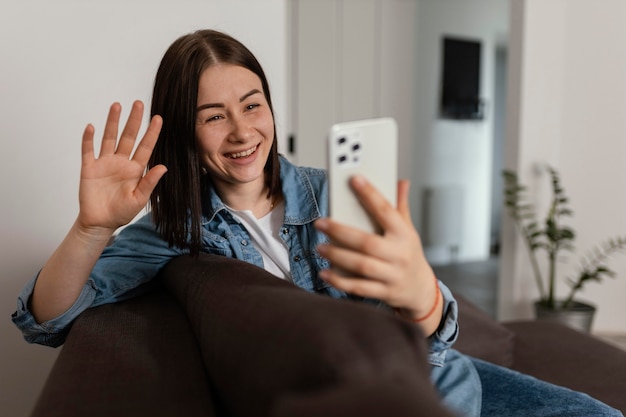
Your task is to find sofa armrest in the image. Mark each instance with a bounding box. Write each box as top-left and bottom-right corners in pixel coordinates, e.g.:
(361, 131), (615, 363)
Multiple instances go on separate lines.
(453, 294), (515, 367)
(505, 320), (626, 413)
(31, 287), (216, 417)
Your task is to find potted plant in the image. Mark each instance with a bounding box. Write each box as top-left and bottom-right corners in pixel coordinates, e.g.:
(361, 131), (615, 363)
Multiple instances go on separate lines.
(502, 166), (626, 332)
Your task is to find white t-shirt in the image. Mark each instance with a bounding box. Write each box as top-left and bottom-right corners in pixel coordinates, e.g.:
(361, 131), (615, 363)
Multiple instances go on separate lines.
(227, 201), (292, 281)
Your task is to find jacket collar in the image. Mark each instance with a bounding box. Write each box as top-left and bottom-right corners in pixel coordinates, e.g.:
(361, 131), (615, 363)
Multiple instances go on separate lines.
(202, 155), (323, 225)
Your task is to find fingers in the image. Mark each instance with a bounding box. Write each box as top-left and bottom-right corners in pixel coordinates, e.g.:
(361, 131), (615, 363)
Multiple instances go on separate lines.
(317, 241), (393, 280)
(397, 179), (414, 225)
(316, 242), (396, 301)
(90, 101), (161, 164)
(132, 114), (163, 166)
(315, 217), (395, 261)
(315, 177), (415, 260)
(81, 123), (96, 164)
(115, 100), (145, 156)
(349, 175), (406, 233)
(100, 102), (122, 155)
(319, 268), (390, 299)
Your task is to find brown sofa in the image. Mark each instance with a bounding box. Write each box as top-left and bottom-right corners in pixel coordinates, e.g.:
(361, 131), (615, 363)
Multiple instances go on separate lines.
(29, 254), (626, 416)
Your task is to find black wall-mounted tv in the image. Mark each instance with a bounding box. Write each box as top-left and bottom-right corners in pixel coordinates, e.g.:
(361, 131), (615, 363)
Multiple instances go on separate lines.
(440, 36), (484, 120)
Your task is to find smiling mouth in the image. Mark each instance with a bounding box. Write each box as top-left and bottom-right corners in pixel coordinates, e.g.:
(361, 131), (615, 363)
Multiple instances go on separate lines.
(227, 145), (258, 159)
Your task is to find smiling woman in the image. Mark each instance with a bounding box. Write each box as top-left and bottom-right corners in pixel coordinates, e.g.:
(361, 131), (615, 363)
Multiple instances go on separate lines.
(11, 28), (624, 417)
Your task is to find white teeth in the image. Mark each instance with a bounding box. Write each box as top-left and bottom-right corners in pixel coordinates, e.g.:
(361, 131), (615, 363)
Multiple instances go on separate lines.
(229, 145), (257, 159)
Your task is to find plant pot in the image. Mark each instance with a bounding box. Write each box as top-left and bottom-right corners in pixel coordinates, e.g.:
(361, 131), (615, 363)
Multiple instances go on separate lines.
(533, 300), (597, 333)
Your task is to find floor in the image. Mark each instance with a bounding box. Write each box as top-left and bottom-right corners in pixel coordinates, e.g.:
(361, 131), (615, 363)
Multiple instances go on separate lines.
(432, 257), (500, 318)
(432, 257), (626, 351)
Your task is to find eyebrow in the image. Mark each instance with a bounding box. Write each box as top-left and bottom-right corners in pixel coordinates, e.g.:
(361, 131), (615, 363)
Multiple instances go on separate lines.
(196, 89), (262, 112)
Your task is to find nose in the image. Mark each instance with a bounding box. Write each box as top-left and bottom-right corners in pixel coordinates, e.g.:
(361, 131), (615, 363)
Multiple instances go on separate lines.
(229, 114), (253, 142)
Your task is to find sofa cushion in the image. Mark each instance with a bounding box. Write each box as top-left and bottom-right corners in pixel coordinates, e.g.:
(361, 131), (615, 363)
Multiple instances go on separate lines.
(453, 294), (515, 367)
(31, 288), (216, 417)
(161, 253), (456, 417)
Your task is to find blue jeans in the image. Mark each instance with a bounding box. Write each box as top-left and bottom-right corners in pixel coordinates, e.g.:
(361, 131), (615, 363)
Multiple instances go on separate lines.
(433, 350), (622, 416)
(472, 357), (623, 417)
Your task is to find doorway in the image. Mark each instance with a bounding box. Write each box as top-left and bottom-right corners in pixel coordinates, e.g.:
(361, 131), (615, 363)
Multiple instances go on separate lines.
(289, 0), (510, 315)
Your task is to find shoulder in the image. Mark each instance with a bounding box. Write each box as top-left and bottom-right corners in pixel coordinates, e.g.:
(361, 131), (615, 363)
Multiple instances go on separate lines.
(279, 155), (327, 186)
(282, 158), (327, 198)
(279, 156), (329, 219)
(296, 165), (327, 187)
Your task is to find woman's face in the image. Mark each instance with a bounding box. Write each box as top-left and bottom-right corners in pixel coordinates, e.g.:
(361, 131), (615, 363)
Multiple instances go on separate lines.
(195, 63), (275, 194)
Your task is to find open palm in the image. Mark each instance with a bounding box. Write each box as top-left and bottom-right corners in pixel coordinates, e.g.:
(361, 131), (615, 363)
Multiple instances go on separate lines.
(77, 101), (167, 232)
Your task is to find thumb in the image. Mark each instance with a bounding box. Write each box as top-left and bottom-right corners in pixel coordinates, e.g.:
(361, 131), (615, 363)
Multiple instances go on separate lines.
(136, 165), (168, 202)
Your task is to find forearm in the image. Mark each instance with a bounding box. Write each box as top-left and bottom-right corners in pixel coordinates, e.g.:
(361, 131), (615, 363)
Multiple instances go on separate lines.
(31, 220), (114, 323)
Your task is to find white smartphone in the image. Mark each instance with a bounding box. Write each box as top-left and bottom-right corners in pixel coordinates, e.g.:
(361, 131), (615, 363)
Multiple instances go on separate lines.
(327, 117), (398, 235)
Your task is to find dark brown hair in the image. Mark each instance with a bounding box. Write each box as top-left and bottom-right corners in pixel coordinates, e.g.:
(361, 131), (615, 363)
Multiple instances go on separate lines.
(148, 29), (280, 255)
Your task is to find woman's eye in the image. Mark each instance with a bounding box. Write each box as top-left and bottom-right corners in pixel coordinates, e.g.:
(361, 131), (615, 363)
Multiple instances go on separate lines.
(245, 103), (260, 111)
(205, 114), (223, 123)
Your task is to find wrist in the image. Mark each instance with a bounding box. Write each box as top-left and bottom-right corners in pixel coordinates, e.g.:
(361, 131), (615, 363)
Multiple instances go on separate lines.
(410, 284), (441, 322)
(72, 220), (115, 245)
(395, 276), (441, 322)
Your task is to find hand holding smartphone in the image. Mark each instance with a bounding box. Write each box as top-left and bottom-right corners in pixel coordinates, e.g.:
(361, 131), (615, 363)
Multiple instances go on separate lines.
(327, 117), (398, 235)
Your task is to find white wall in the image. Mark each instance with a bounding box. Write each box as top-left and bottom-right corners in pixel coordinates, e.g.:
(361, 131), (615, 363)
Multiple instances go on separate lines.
(499, 0), (626, 333)
(0, 2), (288, 416)
(560, 0), (626, 334)
(413, 0), (510, 264)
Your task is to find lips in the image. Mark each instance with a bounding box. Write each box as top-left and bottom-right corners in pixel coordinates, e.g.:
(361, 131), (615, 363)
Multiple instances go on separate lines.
(227, 145), (257, 159)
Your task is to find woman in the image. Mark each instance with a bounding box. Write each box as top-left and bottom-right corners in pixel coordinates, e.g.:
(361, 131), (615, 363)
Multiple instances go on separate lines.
(13, 30), (621, 417)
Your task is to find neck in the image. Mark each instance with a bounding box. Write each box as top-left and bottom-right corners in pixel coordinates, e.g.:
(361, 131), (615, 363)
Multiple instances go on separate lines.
(215, 180), (275, 218)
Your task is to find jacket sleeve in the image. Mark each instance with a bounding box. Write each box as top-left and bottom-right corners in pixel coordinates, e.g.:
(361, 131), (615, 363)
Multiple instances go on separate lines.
(11, 214), (185, 347)
(427, 280), (459, 367)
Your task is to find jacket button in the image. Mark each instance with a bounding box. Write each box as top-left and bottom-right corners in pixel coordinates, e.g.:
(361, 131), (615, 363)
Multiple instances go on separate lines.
(241, 240), (248, 246)
(293, 255), (301, 262)
(282, 228), (289, 235)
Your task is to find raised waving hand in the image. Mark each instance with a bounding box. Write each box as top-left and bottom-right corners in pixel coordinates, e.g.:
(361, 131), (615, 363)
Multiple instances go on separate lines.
(31, 101), (166, 323)
(77, 100), (167, 233)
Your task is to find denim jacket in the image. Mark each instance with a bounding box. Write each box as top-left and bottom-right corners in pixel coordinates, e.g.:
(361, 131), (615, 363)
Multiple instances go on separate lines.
(12, 156), (459, 367)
